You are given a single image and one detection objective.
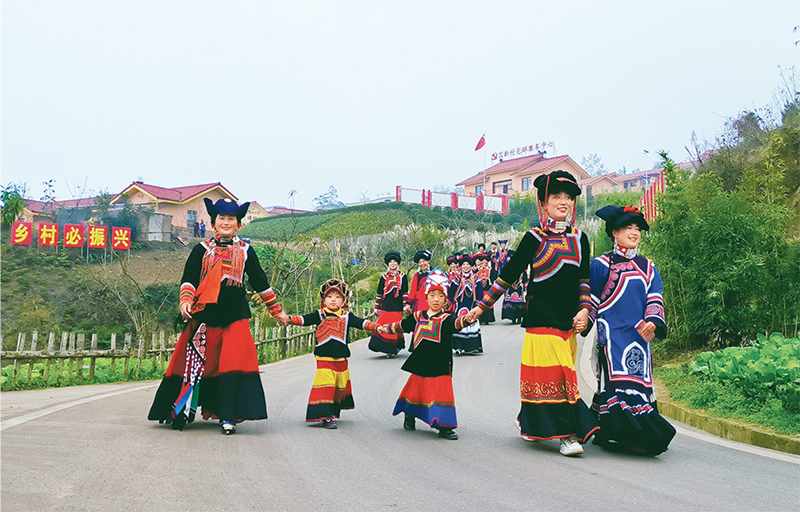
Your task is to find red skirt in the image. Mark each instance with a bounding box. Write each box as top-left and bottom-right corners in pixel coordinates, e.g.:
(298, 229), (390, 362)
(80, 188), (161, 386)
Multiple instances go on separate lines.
(148, 319), (267, 424)
(368, 310), (404, 354)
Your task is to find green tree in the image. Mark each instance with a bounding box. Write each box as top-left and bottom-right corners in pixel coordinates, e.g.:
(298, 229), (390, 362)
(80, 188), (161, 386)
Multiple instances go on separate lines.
(0, 182), (28, 226)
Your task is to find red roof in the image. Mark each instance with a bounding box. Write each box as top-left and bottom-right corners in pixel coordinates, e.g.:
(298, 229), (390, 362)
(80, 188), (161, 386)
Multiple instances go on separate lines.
(24, 197), (97, 214)
(112, 182), (237, 204)
(457, 154), (584, 186)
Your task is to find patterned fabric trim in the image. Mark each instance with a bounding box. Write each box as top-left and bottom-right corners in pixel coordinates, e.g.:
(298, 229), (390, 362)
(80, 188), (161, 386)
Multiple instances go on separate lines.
(478, 277), (510, 310)
(530, 231), (582, 282)
(386, 321), (404, 336)
(179, 282), (196, 306)
(362, 321), (378, 332)
(579, 279), (592, 310)
(259, 288), (283, 316)
(289, 315), (304, 326)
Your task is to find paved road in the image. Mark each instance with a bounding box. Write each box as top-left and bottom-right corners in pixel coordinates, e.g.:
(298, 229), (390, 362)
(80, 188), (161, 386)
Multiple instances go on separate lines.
(2, 318), (799, 512)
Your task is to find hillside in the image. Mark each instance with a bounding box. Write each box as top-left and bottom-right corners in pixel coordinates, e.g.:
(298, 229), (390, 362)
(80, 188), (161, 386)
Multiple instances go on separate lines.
(239, 202), (510, 241)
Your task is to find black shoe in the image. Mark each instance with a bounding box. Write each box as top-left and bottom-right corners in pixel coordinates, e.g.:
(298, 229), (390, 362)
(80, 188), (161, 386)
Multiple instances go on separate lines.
(403, 415), (416, 431)
(438, 428), (458, 440)
(222, 422), (236, 435)
(171, 413), (186, 431)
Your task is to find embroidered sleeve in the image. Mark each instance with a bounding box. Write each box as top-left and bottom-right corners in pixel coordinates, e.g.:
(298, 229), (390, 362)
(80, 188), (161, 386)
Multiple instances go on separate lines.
(478, 276), (511, 311)
(258, 288), (283, 316)
(289, 315), (304, 326)
(179, 282), (195, 307)
(401, 274), (409, 305)
(588, 257), (610, 323)
(349, 313), (377, 332)
(374, 275), (385, 313)
(454, 314), (473, 331)
(645, 262), (667, 338)
(404, 274), (417, 308)
(578, 233), (592, 311)
(386, 321), (404, 335)
(387, 314), (417, 335)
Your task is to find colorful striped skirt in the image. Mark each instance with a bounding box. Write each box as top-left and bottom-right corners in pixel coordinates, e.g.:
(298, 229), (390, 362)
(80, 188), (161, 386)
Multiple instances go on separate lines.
(306, 357), (354, 422)
(392, 374), (457, 429)
(517, 328), (598, 442)
(147, 319), (268, 425)
(368, 310), (404, 355)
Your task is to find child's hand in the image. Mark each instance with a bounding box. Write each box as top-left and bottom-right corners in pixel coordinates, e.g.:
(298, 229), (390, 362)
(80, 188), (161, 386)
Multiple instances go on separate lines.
(377, 325), (388, 335)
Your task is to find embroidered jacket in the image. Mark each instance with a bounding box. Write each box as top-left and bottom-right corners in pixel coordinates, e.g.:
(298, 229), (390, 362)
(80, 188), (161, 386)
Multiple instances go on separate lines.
(289, 309), (377, 359)
(589, 249), (666, 386)
(374, 272), (408, 314)
(386, 311), (471, 377)
(405, 270), (430, 312)
(178, 237), (281, 327)
(478, 227), (591, 331)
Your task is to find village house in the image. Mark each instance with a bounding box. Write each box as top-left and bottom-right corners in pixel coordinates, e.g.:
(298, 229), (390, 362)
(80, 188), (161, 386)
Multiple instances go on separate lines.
(110, 181), (238, 230)
(457, 153), (590, 198)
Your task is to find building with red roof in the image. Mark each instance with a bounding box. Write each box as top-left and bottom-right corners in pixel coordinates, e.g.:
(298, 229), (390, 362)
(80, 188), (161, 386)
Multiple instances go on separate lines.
(457, 153), (590, 198)
(110, 181), (237, 230)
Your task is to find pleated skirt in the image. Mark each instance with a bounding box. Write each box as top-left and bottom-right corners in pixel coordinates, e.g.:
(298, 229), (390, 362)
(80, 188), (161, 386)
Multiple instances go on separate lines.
(368, 310), (404, 354)
(517, 328), (598, 442)
(591, 347), (675, 455)
(393, 374), (457, 429)
(306, 357), (354, 422)
(147, 319), (267, 425)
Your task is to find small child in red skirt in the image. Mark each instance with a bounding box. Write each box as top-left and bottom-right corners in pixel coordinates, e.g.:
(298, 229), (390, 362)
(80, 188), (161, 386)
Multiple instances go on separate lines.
(288, 278), (378, 429)
(378, 268), (476, 440)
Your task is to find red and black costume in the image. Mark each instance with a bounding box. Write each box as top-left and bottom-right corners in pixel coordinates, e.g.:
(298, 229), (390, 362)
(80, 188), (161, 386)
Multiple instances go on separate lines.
(148, 199), (283, 430)
(289, 305), (377, 422)
(368, 251), (408, 356)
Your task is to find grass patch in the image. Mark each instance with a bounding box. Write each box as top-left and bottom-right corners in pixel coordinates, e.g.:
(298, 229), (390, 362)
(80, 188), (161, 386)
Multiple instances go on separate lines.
(656, 364), (800, 436)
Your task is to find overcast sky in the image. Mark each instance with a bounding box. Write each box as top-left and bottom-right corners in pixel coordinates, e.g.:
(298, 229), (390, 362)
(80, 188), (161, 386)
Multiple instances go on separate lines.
(2, 1), (798, 210)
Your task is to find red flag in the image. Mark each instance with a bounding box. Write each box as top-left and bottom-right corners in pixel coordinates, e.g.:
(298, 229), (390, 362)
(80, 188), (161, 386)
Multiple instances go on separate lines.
(474, 134), (486, 151)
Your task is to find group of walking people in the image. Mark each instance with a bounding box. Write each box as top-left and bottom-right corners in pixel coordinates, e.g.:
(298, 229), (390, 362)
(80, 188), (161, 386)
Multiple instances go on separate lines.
(148, 169), (675, 457)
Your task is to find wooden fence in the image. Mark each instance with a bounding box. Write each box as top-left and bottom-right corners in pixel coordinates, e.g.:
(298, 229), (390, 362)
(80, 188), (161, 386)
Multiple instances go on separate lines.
(0, 321), (319, 389)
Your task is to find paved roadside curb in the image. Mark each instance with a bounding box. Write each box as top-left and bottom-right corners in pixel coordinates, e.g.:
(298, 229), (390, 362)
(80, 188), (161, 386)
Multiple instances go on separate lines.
(656, 395), (800, 455)
(578, 330), (800, 457)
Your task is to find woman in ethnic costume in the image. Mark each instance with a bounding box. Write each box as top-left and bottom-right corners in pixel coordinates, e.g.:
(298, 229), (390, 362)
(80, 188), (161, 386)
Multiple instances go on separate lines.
(148, 198), (288, 435)
(380, 269), (475, 440)
(500, 250), (528, 324)
(368, 251), (408, 357)
(589, 205), (676, 455)
(470, 170), (598, 456)
(474, 253), (496, 325)
(287, 278), (378, 429)
(404, 249), (432, 316)
(448, 254), (483, 355)
(445, 254), (459, 313)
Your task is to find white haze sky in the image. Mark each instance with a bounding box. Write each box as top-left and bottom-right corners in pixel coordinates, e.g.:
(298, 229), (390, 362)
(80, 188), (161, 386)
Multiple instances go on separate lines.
(2, 1), (798, 210)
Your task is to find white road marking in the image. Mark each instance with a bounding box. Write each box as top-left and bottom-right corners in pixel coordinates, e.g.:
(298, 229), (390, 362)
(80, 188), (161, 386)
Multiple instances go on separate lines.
(0, 383), (157, 432)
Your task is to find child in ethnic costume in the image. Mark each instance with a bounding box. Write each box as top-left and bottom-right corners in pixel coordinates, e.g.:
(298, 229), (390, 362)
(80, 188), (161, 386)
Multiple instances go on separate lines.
(500, 250), (528, 324)
(380, 269), (475, 440)
(287, 278), (378, 429)
(148, 198), (288, 435)
(368, 251), (408, 357)
(589, 206), (675, 455)
(471, 171), (598, 456)
(474, 253), (496, 325)
(448, 254), (483, 355)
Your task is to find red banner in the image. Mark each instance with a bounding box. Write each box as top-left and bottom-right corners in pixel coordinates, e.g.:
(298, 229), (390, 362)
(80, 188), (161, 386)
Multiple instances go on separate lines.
(11, 222), (32, 245)
(112, 227), (132, 250)
(638, 171), (665, 221)
(87, 225), (107, 249)
(63, 224), (84, 248)
(38, 223), (59, 247)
